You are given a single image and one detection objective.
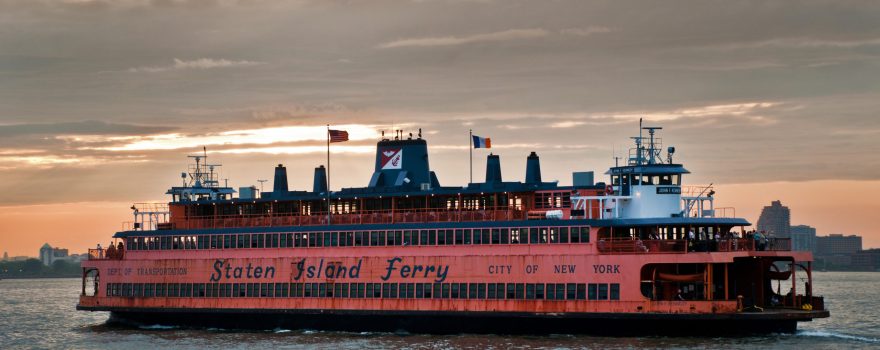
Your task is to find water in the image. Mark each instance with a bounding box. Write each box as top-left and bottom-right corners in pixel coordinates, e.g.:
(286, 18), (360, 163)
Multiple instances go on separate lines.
(1, 272), (877, 349)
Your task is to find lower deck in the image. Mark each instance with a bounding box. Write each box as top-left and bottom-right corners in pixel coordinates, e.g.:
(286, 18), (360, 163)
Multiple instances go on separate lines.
(79, 249), (826, 326)
(87, 306), (829, 335)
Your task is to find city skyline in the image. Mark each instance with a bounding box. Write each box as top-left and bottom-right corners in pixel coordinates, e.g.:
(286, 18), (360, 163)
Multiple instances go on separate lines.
(1, 1), (879, 255)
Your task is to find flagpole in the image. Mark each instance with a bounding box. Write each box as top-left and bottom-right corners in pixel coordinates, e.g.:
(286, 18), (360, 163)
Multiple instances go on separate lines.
(327, 124), (331, 225)
(469, 129), (473, 183)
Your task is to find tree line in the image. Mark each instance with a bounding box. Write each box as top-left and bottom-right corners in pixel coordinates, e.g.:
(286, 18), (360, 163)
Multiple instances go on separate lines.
(0, 259), (81, 278)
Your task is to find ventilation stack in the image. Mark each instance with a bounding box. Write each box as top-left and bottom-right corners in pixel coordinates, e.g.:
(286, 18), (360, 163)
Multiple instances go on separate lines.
(273, 164), (288, 194)
(486, 153), (502, 183)
(313, 165), (328, 193)
(525, 152), (542, 184)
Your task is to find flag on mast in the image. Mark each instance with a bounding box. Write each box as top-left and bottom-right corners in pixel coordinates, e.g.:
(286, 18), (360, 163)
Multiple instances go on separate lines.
(472, 135), (491, 148)
(329, 129), (349, 143)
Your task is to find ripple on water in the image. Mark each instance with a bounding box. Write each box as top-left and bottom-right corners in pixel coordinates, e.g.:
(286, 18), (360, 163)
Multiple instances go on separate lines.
(1, 273), (879, 349)
(797, 330), (880, 344)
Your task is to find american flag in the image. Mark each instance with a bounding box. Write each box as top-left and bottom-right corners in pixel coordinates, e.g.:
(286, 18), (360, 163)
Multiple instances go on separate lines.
(328, 129), (349, 143)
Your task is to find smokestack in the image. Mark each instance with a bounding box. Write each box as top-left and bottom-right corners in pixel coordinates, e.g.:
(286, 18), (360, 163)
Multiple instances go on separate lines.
(273, 164), (288, 194)
(525, 152), (542, 184)
(486, 153), (502, 183)
(313, 165), (328, 193)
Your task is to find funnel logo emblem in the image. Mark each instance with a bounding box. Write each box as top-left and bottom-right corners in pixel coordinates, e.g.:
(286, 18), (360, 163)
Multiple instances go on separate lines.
(381, 148), (402, 170)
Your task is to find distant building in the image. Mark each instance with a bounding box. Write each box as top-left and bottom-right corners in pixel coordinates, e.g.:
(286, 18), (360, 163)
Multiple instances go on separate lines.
(790, 225), (817, 252)
(39, 243), (54, 266)
(757, 200), (790, 238)
(816, 234), (862, 256)
(2, 251), (7, 261)
(851, 249), (880, 271)
(38, 243), (74, 266)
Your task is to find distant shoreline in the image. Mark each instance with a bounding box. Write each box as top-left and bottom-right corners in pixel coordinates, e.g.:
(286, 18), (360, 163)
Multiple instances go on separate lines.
(1, 274), (80, 280)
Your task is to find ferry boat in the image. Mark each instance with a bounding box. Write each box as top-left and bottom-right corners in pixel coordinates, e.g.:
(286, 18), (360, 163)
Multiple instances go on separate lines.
(77, 124), (829, 335)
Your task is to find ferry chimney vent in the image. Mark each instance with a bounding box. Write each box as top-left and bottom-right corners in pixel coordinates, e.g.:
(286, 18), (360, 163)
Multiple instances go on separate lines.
(313, 165), (328, 193)
(273, 164), (289, 194)
(486, 153), (502, 183)
(525, 152), (542, 184)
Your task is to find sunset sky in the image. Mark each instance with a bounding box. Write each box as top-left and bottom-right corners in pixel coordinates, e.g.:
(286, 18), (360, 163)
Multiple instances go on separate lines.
(1, 0), (879, 257)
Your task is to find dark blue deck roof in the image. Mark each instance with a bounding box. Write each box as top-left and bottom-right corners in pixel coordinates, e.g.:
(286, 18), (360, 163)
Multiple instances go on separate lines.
(605, 164), (690, 175)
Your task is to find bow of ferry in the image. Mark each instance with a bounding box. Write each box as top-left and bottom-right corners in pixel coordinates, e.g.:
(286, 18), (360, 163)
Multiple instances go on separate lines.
(77, 125), (828, 335)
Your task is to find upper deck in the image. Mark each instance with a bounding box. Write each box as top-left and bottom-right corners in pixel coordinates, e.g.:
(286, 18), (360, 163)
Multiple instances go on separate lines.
(120, 124), (749, 243)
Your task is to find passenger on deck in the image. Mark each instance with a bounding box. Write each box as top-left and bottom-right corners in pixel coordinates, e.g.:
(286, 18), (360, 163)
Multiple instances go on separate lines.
(713, 233), (720, 251)
(96, 243), (103, 259)
(106, 242), (117, 259)
(676, 289), (685, 301)
(755, 231), (766, 251)
(687, 229), (695, 250)
(771, 295), (781, 306)
(117, 241), (125, 259)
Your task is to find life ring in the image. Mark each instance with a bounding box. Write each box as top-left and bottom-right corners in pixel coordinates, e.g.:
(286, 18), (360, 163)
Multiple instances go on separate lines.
(605, 184), (614, 195)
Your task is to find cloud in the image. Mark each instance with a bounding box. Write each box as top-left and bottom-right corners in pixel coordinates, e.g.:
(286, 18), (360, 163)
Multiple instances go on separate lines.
(378, 28), (550, 48)
(84, 124), (380, 152)
(708, 37), (880, 51)
(214, 145), (376, 155)
(128, 58), (264, 73)
(559, 26), (612, 37)
(590, 102), (781, 124)
(377, 26), (612, 49)
(0, 120), (174, 138)
(550, 121), (586, 128)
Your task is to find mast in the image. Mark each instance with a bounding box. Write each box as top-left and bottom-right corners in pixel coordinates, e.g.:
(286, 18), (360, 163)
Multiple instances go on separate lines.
(327, 124), (331, 225)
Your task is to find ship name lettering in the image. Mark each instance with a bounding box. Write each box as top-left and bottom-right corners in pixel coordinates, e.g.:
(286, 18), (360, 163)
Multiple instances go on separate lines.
(554, 265), (576, 274)
(488, 265), (512, 274)
(593, 264), (620, 274)
(293, 258), (362, 280)
(381, 257), (449, 283)
(210, 259), (275, 282)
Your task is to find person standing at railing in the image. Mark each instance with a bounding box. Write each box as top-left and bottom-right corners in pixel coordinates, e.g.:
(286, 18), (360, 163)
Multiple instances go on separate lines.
(106, 242), (117, 259)
(96, 243), (103, 259)
(687, 229), (695, 251)
(727, 231), (739, 251)
(117, 241), (125, 259)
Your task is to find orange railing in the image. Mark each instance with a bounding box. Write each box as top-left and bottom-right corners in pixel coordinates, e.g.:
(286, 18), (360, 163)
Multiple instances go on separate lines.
(597, 239), (687, 254)
(88, 248), (125, 260)
(169, 208), (528, 231)
(597, 237), (791, 254)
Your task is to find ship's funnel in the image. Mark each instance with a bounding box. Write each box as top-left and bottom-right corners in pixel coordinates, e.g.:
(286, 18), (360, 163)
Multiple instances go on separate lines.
(273, 164), (289, 194)
(313, 165), (328, 193)
(368, 138), (438, 189)
(525, 152), (542, 184)
(486, 153), (502, 183)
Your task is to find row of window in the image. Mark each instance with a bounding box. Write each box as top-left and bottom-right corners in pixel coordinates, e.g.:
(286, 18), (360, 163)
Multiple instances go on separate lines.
(610, 174), (682, 186)
(107, 281), (620, 301)
(125, 226), (592, 251)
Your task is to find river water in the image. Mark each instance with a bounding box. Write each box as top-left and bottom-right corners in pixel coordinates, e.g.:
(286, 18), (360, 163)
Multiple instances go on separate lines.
(1, 272), (877, 349)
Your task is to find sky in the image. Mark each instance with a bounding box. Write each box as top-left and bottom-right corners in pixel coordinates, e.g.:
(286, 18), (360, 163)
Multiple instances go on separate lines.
(1, 0), (879, 256)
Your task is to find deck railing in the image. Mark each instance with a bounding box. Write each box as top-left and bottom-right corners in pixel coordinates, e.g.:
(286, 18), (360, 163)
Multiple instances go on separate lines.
(169, 208), (528, 230)
(597, 237), (792, 254)
(87, 248), (125, 260)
